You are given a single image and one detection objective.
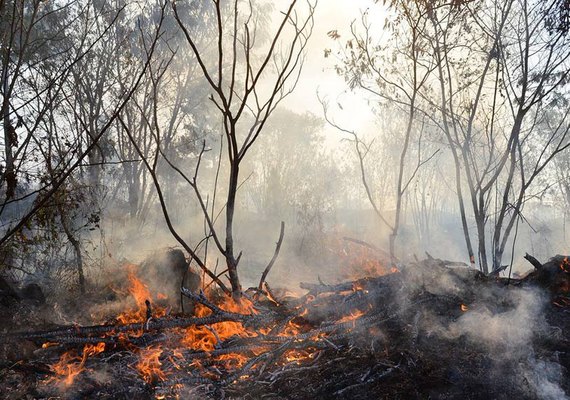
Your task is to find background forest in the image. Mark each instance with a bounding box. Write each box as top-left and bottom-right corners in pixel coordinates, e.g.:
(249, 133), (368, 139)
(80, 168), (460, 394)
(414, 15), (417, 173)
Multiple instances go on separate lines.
(1, 0), (570, 298)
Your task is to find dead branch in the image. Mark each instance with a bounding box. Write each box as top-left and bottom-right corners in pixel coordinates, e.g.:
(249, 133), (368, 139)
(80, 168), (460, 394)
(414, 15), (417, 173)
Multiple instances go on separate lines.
(343, 236), (382, 253)
(0, 313), (255, 344)
(259, 221), (286, 290)
(524, 253), (543, 269)
(300, 273), (402, 295)
(181, 288), (226, 315)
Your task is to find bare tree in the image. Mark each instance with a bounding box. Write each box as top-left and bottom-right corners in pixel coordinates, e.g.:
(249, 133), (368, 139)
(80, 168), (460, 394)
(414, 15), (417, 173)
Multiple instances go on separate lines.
(323, 5), (439, 265)
(124, 0), (316, 299)
(326, 0), (570, 273)
(426, 0), (570, 272)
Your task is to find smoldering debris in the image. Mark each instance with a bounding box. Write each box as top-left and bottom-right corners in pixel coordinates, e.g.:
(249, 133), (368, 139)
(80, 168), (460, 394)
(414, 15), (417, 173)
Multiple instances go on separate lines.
(0, 255), (568, 399)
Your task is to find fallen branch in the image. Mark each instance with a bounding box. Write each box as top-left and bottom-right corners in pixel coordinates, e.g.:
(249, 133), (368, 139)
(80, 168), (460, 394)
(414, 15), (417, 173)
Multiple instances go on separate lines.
(0, 313), (255, 343)
(300, 273), (402, 295)
(343, 237), (382, 254)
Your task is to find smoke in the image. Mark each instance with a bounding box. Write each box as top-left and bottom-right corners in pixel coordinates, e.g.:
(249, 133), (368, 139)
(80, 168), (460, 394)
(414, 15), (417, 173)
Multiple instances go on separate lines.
(447, 288), (547, 355)
(434, 287), (568, 400)
(522, 358), (568, 400)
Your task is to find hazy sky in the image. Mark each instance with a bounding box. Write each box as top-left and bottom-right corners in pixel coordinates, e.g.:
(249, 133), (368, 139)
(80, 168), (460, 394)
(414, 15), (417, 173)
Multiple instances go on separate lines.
(282, 0), (382, 140)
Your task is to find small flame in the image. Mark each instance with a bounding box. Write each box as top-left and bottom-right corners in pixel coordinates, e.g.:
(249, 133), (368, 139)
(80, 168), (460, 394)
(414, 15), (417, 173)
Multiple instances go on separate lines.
(281, 319), (304, 336)
(338, 309), (365, 325)
(218, 353), (249, 369)
(137, 346), (167, 383)
(47, 342), (105, 387)
(284, 349), (313, 364)
(560, 257), (570, 273)
(460, 304), (469, 312)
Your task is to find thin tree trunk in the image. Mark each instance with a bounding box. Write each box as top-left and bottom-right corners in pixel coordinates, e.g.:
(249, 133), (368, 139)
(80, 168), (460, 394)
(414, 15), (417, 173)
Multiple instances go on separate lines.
(58, 202), (86, 294)
(225, 161), (242, 298)
(475, 215), (488, 273)
(2, 74), (16, 199)
(429, 15), (475, 266)
(391, 92), (416, 266)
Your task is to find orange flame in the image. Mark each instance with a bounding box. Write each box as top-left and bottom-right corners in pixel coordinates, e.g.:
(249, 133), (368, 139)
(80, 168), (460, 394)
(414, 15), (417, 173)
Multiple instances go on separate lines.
(460, 304), (469, 312)
(560, 257), (570, 273)
(217, 353), (249, 369)
(116, 267), (166, 324)
(338, 309), (365, 324)
(181, 296), (256, 352)
(284, 349), (313, 364)
(137, 346), (168, 383)
(47, 342), (105, 387)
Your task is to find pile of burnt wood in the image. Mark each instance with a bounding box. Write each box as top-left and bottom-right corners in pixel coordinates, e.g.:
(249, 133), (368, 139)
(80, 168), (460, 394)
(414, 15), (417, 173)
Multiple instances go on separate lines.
(0, 253), (568, 399)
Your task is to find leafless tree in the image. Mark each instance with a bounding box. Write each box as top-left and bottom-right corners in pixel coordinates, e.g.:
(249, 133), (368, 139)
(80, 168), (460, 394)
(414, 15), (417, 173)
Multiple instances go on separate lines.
(124, 0), (316, 299)
(426, 0), (570, 272)
(323, 4), (439, 265)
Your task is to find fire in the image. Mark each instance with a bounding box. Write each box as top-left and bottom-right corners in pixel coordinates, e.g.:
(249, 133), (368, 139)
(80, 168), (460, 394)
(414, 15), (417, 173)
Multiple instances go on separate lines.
(338, 309), (365, 324)
(182, 296), (256, 352)
(116, 267), (166, 324)
(284, 349), (313, 364)
(218, 353), (249, 369)
(47, 342), (106, 387)
(181, 325), (217, 351)
(352, 282), (366, 292)
(137, 346), (168, 383)
(47, 269), (332, 389)
(332, 237), (394, 280)
(281, 319), (304, 336)
(460, 304), (469, 312)
(48, 351), (83, 387)
(560, 257), (570, 273)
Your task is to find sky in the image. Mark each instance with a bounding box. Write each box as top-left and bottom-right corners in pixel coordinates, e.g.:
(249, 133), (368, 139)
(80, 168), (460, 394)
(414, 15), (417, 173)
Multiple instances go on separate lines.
(281, 0), (382, 141)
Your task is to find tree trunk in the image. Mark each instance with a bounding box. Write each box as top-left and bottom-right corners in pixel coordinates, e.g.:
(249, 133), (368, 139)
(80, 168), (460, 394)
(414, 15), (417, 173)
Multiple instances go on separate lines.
(226, 161), (242, 299)
(429, 15), (476, 268)
(57, 202), (86, 294)
(2, 74), (16, 199)
(475, 216), (488, 274)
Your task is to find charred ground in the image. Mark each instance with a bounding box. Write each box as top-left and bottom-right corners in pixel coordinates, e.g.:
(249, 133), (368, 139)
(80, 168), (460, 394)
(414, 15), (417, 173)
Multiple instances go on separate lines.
(0, 255), (568, 399)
